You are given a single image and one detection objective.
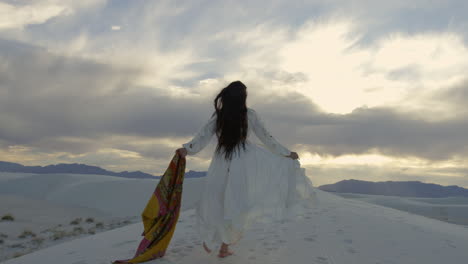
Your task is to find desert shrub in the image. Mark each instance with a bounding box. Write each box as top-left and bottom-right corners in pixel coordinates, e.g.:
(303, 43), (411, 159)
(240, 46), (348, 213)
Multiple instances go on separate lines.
(10, 243), (25, 248)
(0, 239), (3, 244)
(0, 233), (8, 238)
(85, 217), (94, 223)
(31, 237), (45, 245)
(95, 222), (104, 228)
(50, 230), (67, 240)
(40, 228), (51, 234)
(73, 227), (84, 234)
(70, 218), (82, 225)
(13, 252), (26, 258)
(88, 228), (96, 234)
(1, 214), (14, 221)
(18, 230), (36, 239)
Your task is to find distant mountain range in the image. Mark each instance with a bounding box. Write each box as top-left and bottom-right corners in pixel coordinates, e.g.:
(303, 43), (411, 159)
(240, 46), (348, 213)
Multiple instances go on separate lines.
(0, 161), (206, 179)
(318, 179), (468, 198)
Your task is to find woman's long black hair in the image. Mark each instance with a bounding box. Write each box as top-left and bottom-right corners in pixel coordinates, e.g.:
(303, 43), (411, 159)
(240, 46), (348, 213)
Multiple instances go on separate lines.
(213, 80), (248, 161)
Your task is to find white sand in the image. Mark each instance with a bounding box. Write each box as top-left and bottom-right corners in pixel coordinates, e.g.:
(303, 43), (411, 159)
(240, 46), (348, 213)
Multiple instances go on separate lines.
(335, 192), (468, 225)
(0, 172), (205, 261)
(2, 187), (468, 264)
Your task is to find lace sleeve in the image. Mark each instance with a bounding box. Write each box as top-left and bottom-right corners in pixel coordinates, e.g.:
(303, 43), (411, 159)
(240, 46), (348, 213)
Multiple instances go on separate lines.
(250, 109), (291, 156)
(182, 114), (216, 155)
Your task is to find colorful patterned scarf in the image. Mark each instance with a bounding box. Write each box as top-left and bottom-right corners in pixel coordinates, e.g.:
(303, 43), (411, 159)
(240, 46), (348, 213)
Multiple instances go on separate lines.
(112, 151), (186, 263)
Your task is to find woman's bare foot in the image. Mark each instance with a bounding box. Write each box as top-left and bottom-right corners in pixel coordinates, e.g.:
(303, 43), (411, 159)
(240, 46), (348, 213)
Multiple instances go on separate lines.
(202, 242), (212, 254)
(218, 249), (234, 258)
(218, 243), (234, 258)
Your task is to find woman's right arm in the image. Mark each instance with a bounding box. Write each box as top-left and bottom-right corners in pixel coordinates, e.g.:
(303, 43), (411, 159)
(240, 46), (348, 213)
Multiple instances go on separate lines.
(180, 114), (216, 156)
(249, 108), (293, 157)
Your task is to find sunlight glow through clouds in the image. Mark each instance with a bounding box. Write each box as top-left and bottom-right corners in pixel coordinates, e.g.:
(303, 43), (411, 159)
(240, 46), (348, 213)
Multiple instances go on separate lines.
(277, 19), (468, 114)
(299, 151), (466, 178)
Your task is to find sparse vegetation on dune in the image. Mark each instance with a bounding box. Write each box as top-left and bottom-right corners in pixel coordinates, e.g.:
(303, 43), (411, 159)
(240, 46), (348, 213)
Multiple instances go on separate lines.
(31, 237), (44, 245)
(50, 230), (68, 241)
(9, 243), (25, 248)
(70, 217), (82, 225)
(0, 211), (137, 262)
(73, 227), (85, 235)
(12, 252), (25, 258)
(18, 230), (37, 239)
(1, 214), (14, 221)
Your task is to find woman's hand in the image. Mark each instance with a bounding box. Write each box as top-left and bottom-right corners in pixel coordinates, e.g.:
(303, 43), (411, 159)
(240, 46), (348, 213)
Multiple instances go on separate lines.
(176, 148), (188, 158)
(287, 151), (299, 160)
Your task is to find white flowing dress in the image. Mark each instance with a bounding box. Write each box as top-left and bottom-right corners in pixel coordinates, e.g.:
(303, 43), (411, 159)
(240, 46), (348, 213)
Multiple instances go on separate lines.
(182, 107), (317, 251)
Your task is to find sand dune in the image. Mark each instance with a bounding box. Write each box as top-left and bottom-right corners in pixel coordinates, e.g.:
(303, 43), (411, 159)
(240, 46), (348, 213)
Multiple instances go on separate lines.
(0, 172), (205, 261)
(335, 192), (468, 226)
(2, 187), (468, 264)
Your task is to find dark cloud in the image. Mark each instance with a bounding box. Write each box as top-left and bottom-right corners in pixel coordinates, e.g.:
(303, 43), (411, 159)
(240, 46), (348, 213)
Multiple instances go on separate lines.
(0, 38), (214, 147)
(431, 78), (468, 113)
(294, 106), (468, 161)
(2, 37), (467, 164)
(245, 91), (468, 161)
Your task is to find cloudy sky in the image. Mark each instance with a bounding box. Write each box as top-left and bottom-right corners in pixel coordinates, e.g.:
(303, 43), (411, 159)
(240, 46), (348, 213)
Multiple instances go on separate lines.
(1, 0), (467, 187)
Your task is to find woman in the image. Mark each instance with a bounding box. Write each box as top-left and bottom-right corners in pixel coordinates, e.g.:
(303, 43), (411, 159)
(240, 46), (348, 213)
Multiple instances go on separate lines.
(176, 80), (315, 258)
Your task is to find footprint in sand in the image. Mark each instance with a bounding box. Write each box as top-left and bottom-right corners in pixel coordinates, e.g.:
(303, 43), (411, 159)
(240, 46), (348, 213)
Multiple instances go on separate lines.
(304, 234), (317, 242)
(410, 225), (424, 232)
(111, 240), (138, 247)
(336, 229), (344, 235)
(445, 239), (457, 248)
(170, 247), (182, 254)
(316, 256), (329, 264)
